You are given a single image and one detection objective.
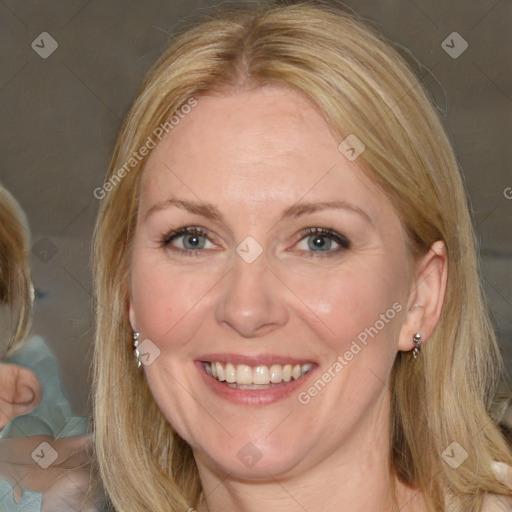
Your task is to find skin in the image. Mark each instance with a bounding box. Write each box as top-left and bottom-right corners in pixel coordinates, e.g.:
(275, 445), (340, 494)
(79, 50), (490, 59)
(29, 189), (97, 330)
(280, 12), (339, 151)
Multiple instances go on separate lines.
(0, 292), (41, 429)
(0, 434), (100, 511)
(0, 361), (99, 510)
(0, 304), (97, 509)
(0, 362), (42, 429)
(129, 86), (447, 512)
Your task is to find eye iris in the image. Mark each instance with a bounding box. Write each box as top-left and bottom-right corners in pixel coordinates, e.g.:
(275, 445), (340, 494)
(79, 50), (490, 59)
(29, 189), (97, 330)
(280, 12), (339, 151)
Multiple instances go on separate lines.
(308, 235), (331, 251)
(184, 234), (204, 249)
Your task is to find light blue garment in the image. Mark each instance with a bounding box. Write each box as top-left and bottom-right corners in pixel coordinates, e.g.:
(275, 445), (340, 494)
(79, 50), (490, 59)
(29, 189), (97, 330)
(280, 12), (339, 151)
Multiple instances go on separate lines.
(0, 335), (94, 511)
(0, 481), (42, 511)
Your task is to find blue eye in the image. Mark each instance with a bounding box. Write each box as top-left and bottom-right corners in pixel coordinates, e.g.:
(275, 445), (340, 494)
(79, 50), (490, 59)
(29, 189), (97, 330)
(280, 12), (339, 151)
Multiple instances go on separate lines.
(161, 226), (349, 258)
(297, 228), (350, 256)
(307, 234), (334, 251)
(181, 233), (207, 249)
(162, 227), (214, 252)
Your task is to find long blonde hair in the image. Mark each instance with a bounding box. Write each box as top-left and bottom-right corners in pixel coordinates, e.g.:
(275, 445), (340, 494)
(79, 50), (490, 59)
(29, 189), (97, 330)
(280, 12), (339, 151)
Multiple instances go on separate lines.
(92, 2), (512, 510)
(0, 185), (33, 356)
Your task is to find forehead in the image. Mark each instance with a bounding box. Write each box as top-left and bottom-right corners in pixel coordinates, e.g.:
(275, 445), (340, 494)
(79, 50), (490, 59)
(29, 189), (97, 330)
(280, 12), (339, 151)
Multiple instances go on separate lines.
(138, 86), (390, 221)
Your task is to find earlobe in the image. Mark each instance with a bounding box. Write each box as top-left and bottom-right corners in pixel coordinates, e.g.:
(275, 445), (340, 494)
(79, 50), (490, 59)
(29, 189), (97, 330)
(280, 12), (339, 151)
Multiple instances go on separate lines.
(397, 304), (425, 351)
(398, 240), (448, 352)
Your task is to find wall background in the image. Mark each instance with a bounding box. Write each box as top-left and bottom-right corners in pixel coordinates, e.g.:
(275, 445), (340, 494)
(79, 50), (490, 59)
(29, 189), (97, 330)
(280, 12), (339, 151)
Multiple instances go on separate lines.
(1, 0), (510, 416)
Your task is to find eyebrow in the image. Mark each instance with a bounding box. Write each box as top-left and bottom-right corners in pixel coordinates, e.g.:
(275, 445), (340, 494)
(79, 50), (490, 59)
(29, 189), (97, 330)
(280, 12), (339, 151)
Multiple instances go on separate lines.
(144, 199), (223, 222)
(143, 198), (373, 225)
(282, 200), (372, 225)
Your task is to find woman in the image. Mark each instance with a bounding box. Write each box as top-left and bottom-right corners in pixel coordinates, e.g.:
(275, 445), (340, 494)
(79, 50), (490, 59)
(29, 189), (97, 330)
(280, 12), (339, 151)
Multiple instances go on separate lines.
(92, 1), (512, 510)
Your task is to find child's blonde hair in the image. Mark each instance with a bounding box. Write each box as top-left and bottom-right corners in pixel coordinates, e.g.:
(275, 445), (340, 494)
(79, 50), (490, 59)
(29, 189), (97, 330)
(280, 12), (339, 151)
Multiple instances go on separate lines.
(0, 185), (32, 356)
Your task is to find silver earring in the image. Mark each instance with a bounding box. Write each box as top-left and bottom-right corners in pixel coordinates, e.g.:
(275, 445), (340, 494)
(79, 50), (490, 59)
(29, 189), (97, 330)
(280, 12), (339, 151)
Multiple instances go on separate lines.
(412, 333), (422, 359)
(133, 332), (142, 368)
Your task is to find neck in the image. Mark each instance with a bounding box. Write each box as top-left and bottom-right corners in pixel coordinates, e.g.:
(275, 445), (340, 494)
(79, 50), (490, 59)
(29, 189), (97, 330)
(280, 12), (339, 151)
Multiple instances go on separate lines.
(197, 465), (399, 512)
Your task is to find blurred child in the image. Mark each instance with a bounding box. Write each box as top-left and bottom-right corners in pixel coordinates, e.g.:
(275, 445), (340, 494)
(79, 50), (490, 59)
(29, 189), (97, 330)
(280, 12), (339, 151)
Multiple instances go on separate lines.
(0, 184), (107, 511)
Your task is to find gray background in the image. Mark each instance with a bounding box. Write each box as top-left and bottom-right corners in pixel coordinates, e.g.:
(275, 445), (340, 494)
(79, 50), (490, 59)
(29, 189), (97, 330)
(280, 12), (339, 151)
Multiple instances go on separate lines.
(1, 0), (510, 416)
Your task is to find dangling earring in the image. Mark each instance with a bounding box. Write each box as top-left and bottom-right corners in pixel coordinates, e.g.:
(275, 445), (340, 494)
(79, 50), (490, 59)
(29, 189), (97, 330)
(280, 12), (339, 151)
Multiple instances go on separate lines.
(412, 333), (422, 359)
(133, 332), (142, 368)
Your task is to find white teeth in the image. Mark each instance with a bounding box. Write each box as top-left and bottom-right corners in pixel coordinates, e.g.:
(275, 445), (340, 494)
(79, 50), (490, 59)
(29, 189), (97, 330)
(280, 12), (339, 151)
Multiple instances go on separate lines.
(202, 361), (314, 386)
(292, 364), (301, 380)
(269, 364), (283, 383)
(253, 365), (270, 385)
(236, 364), (253, 385)
(216, 362), (225, 382)
(225, 363), (236, 383)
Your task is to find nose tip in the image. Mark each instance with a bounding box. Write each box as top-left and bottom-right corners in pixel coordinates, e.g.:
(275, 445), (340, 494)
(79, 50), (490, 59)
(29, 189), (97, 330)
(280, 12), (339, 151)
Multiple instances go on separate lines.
(214, 255), (288, 338)
(223, 309), (278, 339)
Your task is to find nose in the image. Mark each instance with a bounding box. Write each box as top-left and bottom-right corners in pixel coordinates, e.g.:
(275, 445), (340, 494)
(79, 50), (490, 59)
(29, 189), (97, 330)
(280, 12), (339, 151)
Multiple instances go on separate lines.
(214, 251), (289, 338)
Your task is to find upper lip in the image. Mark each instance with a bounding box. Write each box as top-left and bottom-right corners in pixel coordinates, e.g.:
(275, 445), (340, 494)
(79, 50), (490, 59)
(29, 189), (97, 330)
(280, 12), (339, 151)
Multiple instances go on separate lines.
(197, 353), (317, 367)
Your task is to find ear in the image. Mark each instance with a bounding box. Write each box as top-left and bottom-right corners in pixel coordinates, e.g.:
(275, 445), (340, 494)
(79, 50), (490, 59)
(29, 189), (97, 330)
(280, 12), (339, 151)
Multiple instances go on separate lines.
(128, 297), (137, 333)
(0, 363), (42, 428)
(126, 274), (137, 332)
(398, 240), (448, 352)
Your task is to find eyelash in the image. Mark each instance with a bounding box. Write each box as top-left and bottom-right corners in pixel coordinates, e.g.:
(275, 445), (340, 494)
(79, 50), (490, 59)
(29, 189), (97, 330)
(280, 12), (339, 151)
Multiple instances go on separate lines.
(298, 227), (350, 258)
(160, 226), (351, 258)
(161, 226), (211, 257)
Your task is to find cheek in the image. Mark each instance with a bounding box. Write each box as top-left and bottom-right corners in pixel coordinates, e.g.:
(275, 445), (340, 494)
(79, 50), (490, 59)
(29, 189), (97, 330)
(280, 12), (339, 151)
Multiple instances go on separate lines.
(130, 256), (221, 348)
(284, 258), (406, 357)
(129, 257), (222, 434)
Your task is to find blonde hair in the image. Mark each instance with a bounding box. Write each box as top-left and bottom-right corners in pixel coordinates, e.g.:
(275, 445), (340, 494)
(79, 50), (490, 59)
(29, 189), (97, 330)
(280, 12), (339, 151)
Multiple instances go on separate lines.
(92, 2), (512, 510)
(0, 185), (33, 356)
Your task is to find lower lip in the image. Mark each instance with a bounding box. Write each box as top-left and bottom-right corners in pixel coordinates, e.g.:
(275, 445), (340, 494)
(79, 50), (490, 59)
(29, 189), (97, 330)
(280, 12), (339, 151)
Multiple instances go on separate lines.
(195, 361), (316, 406)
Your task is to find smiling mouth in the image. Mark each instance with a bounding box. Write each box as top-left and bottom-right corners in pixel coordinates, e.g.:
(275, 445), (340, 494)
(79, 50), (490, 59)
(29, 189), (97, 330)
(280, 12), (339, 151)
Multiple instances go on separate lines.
(201, 361), (314, 388)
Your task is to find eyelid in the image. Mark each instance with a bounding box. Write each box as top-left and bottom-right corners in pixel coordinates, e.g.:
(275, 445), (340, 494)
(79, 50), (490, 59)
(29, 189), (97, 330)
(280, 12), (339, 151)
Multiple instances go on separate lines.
(161, 226), (223, 258)
(297, 227), (350, 246)
(160, 225), (350, 258)
(292, 227), (351, 257)
(162, 226), (211, 246)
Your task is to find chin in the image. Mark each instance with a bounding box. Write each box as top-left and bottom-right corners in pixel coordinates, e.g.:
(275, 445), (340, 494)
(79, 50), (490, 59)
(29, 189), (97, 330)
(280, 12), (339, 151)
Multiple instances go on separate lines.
(198, 442), (307, 480)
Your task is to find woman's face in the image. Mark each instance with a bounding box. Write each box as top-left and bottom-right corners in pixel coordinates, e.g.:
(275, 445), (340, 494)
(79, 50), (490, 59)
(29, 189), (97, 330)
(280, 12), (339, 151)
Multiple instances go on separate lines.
(129, 86), (418, 479)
